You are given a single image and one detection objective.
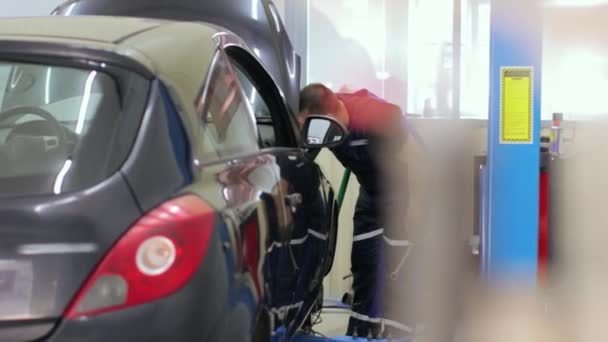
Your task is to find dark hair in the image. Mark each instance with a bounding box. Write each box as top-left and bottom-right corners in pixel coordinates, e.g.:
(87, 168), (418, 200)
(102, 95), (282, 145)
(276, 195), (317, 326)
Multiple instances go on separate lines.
(299, 83), (340, 117)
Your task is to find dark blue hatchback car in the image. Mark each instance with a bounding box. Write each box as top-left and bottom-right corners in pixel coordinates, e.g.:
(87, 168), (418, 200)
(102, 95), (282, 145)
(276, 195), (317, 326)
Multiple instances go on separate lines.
(0, 7), (342, 341)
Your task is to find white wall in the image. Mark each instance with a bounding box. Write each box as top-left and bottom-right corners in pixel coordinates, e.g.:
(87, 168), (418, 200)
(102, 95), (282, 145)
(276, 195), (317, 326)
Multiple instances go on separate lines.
(1, 0), (61, 17)
(542, 4), (608, 120)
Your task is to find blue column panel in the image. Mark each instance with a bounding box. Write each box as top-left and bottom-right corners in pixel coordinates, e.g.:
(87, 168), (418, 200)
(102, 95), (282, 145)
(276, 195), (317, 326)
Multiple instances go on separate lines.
(487, 0), (543, 283)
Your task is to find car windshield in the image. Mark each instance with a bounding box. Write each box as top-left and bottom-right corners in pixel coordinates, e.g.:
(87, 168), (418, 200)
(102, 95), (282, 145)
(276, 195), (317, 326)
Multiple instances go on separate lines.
(0, 60), (149, 196)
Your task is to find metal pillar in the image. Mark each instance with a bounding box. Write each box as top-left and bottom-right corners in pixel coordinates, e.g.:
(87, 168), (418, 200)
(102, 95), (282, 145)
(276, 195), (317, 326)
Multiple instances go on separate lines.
(485, 0), (543, 283)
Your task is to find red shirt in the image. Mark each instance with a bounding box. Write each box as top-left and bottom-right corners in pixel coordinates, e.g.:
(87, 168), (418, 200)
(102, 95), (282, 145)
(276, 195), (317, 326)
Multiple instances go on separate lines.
(336, 89), (403, 136)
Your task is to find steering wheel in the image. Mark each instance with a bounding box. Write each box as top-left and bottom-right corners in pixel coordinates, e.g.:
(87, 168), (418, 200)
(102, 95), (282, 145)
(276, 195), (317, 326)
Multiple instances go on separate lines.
(0, 106), (68, 149)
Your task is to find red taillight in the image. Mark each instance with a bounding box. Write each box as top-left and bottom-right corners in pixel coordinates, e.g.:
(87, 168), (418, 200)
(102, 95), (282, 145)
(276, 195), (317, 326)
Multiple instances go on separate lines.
(65, 194), (216, 319)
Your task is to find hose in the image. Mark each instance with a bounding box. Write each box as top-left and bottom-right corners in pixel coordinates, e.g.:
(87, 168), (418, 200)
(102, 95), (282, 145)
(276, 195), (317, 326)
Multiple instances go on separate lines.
(337, 168), (351, 210)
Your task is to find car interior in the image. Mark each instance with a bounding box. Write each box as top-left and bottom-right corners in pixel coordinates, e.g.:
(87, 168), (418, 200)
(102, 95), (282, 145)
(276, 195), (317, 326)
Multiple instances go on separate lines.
(0, 63), (125, 195)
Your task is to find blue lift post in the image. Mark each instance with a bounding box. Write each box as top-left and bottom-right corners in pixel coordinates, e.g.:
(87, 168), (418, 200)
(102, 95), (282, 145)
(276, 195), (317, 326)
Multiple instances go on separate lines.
(485, 0), (543, 283)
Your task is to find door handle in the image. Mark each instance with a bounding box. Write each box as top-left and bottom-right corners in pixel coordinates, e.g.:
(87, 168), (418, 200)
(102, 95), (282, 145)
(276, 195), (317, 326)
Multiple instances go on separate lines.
(285, 193), (303, 207)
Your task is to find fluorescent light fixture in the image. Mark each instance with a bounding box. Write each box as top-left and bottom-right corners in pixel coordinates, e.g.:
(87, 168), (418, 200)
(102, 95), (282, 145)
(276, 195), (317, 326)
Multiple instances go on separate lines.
(64, 3), (77, 15)
(376, 71), (391, 80)
(287, 51), (297, 79)
(75, 71), (97, 135)
(53, 159), (73, 195)
(250, 88), (257, 104)
(45, 68), (52, 104)
(252, 0), (259, 19)
(10, 68), (23, 89)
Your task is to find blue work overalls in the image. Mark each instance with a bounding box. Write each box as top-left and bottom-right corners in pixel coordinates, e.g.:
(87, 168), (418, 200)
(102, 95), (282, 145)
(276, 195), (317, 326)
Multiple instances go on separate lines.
(331, 109), (427, 338)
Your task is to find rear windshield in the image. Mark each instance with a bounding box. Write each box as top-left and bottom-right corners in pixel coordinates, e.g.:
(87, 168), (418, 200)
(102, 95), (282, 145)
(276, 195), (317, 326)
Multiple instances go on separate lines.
(0, 61), (149, 196)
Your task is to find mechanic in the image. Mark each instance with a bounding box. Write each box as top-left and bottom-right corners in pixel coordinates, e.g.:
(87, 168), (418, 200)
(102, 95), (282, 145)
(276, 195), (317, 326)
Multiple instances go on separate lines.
(298, 84), (427, 338)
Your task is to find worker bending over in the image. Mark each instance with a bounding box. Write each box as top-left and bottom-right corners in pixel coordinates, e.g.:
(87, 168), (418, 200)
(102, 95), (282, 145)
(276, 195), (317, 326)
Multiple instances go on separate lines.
(299, 84), (428, 338)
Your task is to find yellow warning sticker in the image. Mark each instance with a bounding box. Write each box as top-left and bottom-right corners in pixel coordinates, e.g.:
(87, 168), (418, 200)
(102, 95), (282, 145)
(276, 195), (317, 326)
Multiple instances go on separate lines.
(500, 67), (533, 144)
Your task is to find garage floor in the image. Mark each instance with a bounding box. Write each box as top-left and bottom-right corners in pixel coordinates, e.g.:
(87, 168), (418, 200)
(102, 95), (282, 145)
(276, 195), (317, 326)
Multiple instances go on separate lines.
(306, 302), (412, 341)
(315, 308), (350, 337)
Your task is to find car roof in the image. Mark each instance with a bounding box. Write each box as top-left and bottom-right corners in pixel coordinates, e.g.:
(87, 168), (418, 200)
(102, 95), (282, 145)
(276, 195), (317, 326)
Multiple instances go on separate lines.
(0, 15), (164, 43)
(0, 15), (222, 107)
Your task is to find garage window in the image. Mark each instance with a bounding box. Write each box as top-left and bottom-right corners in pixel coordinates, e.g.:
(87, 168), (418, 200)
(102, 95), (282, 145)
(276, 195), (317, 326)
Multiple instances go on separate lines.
(303, 0), (491, 119)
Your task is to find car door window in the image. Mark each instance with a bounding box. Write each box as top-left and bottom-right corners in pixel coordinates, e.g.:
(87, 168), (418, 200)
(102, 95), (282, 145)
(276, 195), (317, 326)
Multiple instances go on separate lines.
(230, 61), (277, 148)
(233, 65), (271, 120)
(0, 65), (9, 142)
(0, 65), (8, 109)
(196, 51), (259, 161)
(227, 50), (296, 149)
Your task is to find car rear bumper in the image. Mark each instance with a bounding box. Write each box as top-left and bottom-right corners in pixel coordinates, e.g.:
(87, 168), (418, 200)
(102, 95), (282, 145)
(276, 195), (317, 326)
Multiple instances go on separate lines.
(43, 228), (255, 342)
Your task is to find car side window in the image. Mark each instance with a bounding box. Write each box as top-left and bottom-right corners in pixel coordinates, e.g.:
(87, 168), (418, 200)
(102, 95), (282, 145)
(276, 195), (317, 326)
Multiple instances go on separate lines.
(196, 51), (259, 161)
(232, 63), (271, 120)
(0, 66), (8, 143)
(230, 61), (276, 148)
(0, 65), (9, 109)
(227, 50), (296, 149)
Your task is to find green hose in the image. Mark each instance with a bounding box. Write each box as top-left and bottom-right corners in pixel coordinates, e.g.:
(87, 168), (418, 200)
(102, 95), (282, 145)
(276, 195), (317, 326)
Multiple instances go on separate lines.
(337, 168), (351, 210)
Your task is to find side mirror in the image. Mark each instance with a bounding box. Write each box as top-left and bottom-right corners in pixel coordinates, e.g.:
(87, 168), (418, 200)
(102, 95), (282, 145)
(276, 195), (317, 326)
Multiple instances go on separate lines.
(302, 115), (348, 148)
